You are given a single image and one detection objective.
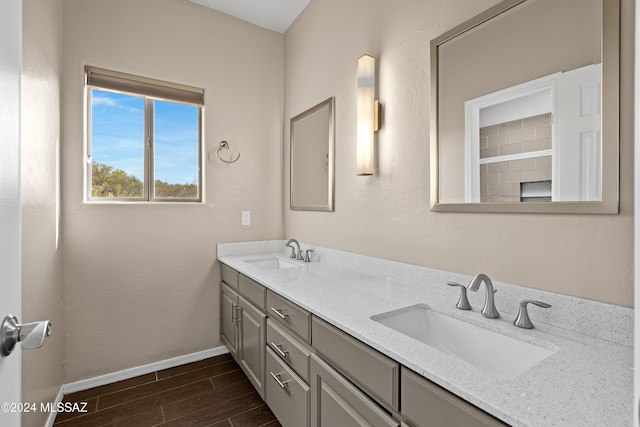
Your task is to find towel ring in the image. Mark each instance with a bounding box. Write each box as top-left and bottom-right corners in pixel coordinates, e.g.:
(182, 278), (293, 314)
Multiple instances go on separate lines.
(216, 140), (240, 164)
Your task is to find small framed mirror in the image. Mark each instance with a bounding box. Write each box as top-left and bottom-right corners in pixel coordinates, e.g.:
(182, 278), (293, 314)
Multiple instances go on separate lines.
(290, 97), (335, 211)
(430, 0), (619, 213)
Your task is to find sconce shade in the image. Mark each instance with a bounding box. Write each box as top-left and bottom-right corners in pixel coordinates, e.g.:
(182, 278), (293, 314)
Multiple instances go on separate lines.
(357, 54), (376, 176)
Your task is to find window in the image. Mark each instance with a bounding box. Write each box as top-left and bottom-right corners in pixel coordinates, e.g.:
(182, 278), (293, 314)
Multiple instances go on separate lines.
(85, 66), (204, 202)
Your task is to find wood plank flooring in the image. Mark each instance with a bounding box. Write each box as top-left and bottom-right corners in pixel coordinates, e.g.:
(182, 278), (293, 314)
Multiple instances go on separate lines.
(53, 353), (281, 427)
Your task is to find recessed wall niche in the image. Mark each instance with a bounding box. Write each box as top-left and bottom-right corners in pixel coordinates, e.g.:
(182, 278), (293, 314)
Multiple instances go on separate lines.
(479, 113), (552, 202)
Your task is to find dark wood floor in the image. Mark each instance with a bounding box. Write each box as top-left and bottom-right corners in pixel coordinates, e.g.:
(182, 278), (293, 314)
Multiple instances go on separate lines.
(53, 353), (281, 427)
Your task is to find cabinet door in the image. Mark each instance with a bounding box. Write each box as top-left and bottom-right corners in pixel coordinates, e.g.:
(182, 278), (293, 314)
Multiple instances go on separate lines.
(310, 356), (398, 427)
(401, 368), (508, 427)
(220, 282), (239, 360)
(239, 295), (266, 399)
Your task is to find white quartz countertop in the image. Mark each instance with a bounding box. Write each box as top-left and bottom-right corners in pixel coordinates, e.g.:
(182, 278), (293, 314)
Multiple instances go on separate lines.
(218, 249), (632, 427)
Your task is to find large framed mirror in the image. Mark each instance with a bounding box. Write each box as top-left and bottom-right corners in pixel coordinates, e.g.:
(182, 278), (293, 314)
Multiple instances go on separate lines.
(290, 97), (335, 211)
(430, 0), (619, 213)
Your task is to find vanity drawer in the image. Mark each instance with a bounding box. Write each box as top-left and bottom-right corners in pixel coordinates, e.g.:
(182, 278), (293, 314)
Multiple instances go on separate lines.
(266, 346), (310, 427)
(401, 368), (508, 427)
(267, 290), (311, 343)
(220, 264), (238, 289)
(267, 318), (311, 383)
(239, 274), (266, 311)
(311, 316), (399, 411)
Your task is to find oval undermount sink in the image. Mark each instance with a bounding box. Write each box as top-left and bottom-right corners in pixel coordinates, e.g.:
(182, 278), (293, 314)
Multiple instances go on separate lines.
(244, 257), (300, 270)
(371, 304), (557, 379)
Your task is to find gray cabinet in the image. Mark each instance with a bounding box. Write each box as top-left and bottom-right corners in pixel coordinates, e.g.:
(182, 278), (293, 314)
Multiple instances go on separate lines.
(219, 272), (267, 399)
(267, 319), (311, 383)
(401, 368), (508, 427)
(264, 302), (312, 427)
(310, 355), (399, 427)
(220, 282), (239, 359)
(239, 274), (266, 311)
(220, 264), (508, 427)
(221, 264), (239, 289)
(266, 346), (310, 427)
(238, 295), (266, 398)
(267, 290), (311, 343)
(312, 316), (399, 411)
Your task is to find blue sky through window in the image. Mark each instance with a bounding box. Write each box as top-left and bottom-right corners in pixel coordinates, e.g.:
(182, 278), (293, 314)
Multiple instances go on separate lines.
(91, 90), (144, 180)
(91, 89), (199, 185)
(154, 100), (199, 185)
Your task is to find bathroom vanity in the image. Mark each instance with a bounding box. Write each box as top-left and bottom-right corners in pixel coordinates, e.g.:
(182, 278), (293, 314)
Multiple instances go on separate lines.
(217, 240), (632, 427)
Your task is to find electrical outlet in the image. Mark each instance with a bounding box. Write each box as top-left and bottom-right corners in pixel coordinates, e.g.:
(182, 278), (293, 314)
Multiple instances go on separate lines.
(242, 211), (251, 225)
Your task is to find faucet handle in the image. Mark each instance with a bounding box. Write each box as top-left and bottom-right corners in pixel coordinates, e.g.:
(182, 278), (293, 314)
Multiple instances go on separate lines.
(304, 249), (314, 262)
(513, 300), (551, 329)
(446, 281), (472, 310)
(286, 244), (296, 259)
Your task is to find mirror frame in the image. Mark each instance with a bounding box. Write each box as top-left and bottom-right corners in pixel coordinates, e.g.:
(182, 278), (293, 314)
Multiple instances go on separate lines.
(290, 97), (335, 212)
(430, 0), (620, 214)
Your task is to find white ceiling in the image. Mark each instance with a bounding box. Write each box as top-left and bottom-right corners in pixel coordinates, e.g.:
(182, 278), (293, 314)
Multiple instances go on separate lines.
(190, 0), (310, 33)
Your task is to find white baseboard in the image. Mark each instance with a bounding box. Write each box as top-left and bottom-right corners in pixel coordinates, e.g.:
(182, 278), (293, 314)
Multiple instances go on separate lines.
(44, 387), (65, 427)
(44, 346), (229, 427)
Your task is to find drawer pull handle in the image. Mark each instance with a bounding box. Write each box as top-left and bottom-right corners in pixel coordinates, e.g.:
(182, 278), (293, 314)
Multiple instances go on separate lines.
(270, 371), (291, 389)
(270, 342), (289, 359)
(270, 307), (289, 320)
(234, 305), (242, 323)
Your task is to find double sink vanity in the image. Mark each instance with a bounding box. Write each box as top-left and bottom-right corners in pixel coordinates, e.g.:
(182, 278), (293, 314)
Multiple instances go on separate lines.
(217, 240), (632, 426)
(224, 0), (629, 424)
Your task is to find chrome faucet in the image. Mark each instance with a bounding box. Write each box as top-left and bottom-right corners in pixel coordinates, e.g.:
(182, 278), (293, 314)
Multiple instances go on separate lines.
(467, 273), (500, 319)
(285, 239), (304, 261)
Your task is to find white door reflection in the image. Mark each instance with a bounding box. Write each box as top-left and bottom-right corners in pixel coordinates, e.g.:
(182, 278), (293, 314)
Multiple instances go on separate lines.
(465, 63), (601, 203)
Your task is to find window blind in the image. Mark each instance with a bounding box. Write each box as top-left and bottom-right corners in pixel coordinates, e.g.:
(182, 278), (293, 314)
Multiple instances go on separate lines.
(85, 66), (204, 106)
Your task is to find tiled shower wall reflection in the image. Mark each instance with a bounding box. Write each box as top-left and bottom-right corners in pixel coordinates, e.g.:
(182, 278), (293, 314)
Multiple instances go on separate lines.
(479, 113), (552, 202)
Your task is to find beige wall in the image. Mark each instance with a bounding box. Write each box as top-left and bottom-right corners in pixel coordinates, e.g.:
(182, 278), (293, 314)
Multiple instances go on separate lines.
(61, 0), (284, 382)
(283, 0), (634, 307)
(21, 0), (64, 425)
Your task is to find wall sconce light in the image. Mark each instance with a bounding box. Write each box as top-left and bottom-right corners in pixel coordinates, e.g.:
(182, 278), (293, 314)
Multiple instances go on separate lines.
(357, 54), (381, 176)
